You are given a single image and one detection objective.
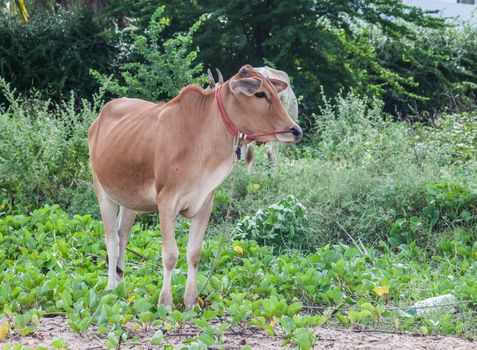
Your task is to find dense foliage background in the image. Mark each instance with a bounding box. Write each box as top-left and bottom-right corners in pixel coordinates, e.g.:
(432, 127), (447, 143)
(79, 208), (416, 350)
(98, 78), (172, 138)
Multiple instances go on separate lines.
(0, 1), (476, 348)
(1, 0), (477, 121)
(0, 9), (117, 102)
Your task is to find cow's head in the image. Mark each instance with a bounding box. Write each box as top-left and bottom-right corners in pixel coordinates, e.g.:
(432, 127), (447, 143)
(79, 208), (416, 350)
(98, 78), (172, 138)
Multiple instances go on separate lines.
(224, 65), (302, 143)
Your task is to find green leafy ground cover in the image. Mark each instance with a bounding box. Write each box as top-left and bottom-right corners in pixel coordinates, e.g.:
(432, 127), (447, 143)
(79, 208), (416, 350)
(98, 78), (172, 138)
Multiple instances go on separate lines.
(1, 205), (476, 349)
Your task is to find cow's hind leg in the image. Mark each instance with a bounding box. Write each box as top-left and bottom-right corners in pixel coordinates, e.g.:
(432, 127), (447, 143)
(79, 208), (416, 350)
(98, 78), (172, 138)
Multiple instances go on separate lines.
(116, 206), (136, 283)
(244, 144), (254, 173)
(184, 193), (214, 310)
(157, 201), (179, 308)
(94, 180), (120, 290)
(267, 144), (277, 165)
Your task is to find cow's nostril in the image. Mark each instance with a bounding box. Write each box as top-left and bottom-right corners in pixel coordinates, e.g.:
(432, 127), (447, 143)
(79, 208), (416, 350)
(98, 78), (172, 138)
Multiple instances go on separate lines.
(291, 127), (302, 138)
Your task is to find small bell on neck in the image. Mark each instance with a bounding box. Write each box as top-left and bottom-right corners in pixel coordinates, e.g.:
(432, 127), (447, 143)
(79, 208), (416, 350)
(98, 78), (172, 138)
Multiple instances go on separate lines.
(235, 146), (241, 160)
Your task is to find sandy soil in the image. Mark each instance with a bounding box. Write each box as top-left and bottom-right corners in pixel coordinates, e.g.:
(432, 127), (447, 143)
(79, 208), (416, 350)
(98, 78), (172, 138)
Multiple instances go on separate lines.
(1, 316), (476, 349)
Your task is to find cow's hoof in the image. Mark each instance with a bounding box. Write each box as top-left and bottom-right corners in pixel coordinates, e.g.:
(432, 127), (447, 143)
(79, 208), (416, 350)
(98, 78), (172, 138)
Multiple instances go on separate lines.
(184, 299), (198, 311)
(184, 293), (198, 311)
(158, 291), (173, 309)
(106, 280), (118, 290)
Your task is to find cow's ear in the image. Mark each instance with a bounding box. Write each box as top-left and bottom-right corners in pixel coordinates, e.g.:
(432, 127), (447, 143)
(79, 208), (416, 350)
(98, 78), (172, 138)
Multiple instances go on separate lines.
(230, 78), (262, 96)
(269, 78), (288, 94)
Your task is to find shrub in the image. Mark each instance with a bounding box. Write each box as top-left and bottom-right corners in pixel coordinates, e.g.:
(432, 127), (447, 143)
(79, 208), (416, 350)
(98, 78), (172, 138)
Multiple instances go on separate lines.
(423, 112), (477, 164)
(92, 7), (207, 102)
(221, 92), (476, 247)
(372, 23), (477, 117)
(0, 78), (100, 214)
(424, 180), (477, 227)
(387, 180), (477, 247)
(234, 195), (311, 251)
(310, 92), (411, 167)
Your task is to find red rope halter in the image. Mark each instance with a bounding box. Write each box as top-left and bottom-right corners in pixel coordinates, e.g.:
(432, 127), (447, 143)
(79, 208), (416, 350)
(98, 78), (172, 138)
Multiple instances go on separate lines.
(214, 85), (291, 141)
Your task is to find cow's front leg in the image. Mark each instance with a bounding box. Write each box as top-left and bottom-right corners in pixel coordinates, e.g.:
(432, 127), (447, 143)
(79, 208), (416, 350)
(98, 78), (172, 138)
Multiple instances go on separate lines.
(158, 202), (179, 308)
(184, 193), (214, 310)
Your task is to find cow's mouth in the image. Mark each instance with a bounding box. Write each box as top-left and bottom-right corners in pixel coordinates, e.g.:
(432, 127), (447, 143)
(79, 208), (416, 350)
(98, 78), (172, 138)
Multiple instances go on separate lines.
(276, 127), (302, 143)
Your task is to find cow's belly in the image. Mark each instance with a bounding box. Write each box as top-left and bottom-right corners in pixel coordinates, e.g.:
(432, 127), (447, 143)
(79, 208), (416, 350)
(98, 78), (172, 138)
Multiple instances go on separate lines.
(95, 152), (234, 216)
(99, 179), (158, 212)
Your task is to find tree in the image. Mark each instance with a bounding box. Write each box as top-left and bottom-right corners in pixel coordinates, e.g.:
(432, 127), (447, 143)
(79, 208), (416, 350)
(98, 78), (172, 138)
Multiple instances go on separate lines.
(107, 0), (445, 124)
(0, 9), (117, 101)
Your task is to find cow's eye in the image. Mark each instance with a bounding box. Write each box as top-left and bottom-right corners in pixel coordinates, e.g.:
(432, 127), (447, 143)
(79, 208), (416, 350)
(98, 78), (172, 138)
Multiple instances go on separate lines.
(254, 91), (267, 99)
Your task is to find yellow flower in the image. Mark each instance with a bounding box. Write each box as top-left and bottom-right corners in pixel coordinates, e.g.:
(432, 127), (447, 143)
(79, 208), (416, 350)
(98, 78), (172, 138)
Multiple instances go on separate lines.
(198, 296), (205, 307)
(131, 324), (141, 331)
(269, 319), (277, 328)
(127, 295), (136, 303)
(373, 285), (390, 296)
(247, 183), (260, 193)
(0, 322), (9, 341)
(234, 246), (245, 255)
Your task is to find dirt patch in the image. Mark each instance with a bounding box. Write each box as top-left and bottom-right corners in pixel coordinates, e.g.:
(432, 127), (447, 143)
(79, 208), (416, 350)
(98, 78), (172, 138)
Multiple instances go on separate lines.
(314, 327), (476, 350)
(1, 316), (475, 349)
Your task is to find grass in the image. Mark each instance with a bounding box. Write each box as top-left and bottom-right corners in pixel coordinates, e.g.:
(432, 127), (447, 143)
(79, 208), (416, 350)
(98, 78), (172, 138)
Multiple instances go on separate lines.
(0, 206), (476, 349)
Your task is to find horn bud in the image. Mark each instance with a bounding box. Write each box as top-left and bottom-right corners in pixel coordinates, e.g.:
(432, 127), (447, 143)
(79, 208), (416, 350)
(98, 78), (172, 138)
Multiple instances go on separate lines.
(216, 68), (224, 84)
(207, 68), (216, 88)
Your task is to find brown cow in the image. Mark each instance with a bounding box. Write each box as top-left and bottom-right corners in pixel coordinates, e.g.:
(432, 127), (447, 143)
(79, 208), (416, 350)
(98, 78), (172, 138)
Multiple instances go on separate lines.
(88, 65), (302, 310)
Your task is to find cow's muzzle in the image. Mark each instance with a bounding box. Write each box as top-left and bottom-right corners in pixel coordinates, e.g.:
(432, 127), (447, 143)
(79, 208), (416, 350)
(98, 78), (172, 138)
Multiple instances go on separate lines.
(291, 127), (303, 142)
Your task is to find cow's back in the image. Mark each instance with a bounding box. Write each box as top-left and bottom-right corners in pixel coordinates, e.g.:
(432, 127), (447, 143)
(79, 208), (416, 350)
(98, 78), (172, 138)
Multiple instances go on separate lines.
(88, 98), (158, 144)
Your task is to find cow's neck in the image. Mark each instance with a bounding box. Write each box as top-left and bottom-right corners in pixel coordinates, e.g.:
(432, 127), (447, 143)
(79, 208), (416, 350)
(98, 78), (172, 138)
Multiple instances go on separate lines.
(175, 84), (237, 167)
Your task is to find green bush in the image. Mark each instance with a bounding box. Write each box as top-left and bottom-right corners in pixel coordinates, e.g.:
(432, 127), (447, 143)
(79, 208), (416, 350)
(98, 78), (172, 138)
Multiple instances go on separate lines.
(92, 7), (207, 102)
(0, 78), (100, 214)
(0, 10), (117, 102)
(372, 23), (477, 116)
(310, 92), (410, 166)
(386, 180), (477, 247)
(424, 112), (477, 164)
(425, 180), (477, 226)
(234, 195), (311, 251)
